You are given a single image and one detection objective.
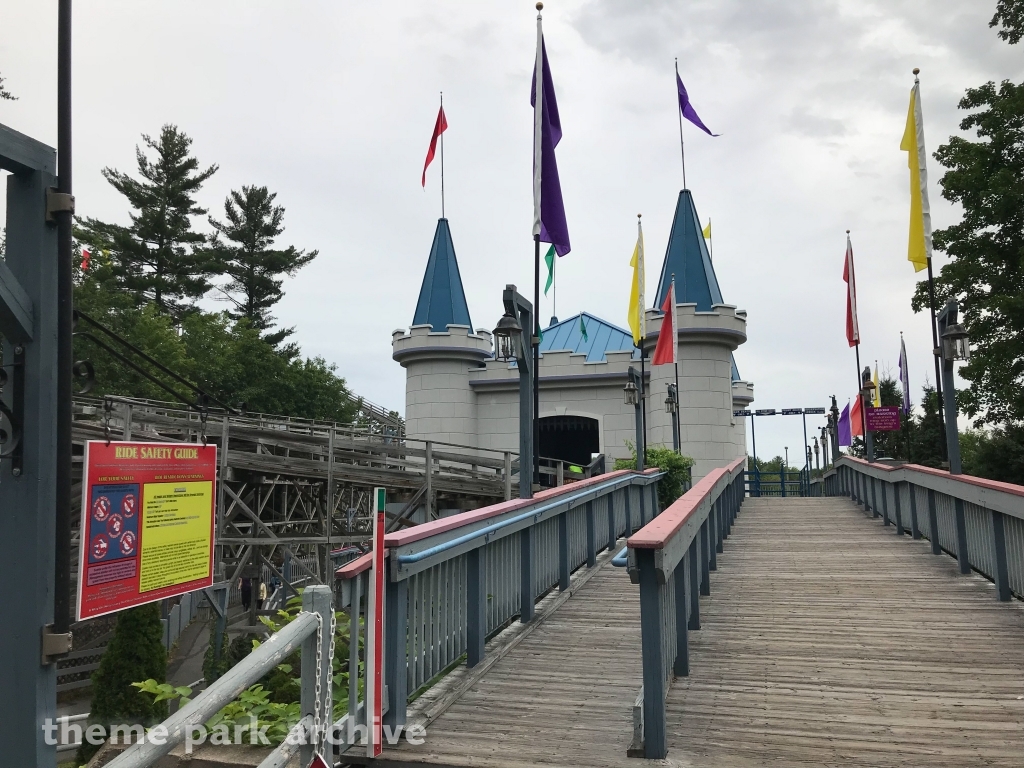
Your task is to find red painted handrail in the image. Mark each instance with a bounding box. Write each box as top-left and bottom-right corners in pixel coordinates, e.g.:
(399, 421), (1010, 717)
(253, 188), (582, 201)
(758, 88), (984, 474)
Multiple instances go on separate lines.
(840, 456), (1024, 499)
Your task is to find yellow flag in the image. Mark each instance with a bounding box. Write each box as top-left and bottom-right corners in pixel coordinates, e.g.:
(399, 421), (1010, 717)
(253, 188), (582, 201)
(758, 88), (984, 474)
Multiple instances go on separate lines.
(627, 219), (645, 345)
(900, 82), (931, 273)
(702, 220), (711, 239)
(873, 363), (881, 407)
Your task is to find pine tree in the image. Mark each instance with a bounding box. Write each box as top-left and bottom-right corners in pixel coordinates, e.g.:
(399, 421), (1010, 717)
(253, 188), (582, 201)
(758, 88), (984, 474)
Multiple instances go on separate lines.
(79, 603), (167, 763)
(208, 185), (318, 346)
(76, 125), (218, 312)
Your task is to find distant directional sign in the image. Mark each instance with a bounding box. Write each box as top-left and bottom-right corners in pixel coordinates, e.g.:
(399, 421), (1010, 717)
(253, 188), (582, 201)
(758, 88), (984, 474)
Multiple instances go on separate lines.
(755, 409), (777, 416)
(804, 407), (827, 415)
(734, 410), (752, 417)
(781, 408), (803, 415)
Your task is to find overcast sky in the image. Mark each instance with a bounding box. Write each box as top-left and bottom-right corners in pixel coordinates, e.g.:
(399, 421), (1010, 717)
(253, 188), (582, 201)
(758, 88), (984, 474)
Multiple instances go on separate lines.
(3, 1), (1021, 463)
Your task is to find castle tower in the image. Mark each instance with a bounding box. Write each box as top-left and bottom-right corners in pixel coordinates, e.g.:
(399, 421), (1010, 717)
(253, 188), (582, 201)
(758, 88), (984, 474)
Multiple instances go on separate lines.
(392, 219), (491, 447)
(731, 358), (755, 461)
(643, 190), (753, 479)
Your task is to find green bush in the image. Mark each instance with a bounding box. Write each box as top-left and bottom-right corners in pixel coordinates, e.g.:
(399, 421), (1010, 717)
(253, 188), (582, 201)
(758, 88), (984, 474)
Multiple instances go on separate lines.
(78, 603), (167, 764)
(614, 443), (695, 509)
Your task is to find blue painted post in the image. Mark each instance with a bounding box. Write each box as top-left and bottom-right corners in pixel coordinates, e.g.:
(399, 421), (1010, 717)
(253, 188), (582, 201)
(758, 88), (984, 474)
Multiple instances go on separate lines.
(585, 500), (597, 568)
(624, 487), (633, 536)
(893, 482), (904, 535)
(636, 550), (668, 759)
(716, 498), (724, 554)
(607, 494), (617, 552)
(467, 546), (486, 667)
(520, 525), (535, 622)
(908, 483), (921, 539)
(708, 510), (718, 571)
(638, 483), (648, 527)
(870, 477), (880, 519)
(927, 489), (941, 555)
(881, 481), (890, 526)
(688, 537), (701, 630)
(991, 511), (1011, 601)
(383, 577), (409, 731)
(558, 510), (570, 590)
(700, 519), (711, 594)
(953, 497), (970, 574)
(673, 557), (689, 677)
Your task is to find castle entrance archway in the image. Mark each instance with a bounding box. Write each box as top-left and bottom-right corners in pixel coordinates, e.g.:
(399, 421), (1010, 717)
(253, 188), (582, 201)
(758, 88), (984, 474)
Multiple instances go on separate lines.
(538, 415), (600, 468)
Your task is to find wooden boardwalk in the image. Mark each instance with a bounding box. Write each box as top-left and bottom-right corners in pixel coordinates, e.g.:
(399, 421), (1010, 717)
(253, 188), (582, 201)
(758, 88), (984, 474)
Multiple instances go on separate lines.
(366, 496), (1024, 767)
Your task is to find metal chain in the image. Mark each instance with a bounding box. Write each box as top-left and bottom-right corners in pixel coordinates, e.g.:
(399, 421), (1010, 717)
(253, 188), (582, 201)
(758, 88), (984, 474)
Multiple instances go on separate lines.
(324, 609), (336, 753)
(312, 611), (323, 754)
(199, 406), (209, 446)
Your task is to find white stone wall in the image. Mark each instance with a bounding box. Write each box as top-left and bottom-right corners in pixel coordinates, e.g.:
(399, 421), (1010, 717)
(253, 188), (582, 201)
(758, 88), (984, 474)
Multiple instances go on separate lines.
(392, 324), (492, 448)
(642, 304), (748, 481)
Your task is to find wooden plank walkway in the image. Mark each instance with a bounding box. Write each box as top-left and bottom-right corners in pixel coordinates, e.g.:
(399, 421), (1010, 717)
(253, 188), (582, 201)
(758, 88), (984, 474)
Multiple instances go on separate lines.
(365, 496), (1024, 767)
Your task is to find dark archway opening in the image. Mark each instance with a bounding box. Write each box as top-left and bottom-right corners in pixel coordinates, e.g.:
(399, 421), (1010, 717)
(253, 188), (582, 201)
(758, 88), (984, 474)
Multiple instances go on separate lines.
(538, 415), (600, 468)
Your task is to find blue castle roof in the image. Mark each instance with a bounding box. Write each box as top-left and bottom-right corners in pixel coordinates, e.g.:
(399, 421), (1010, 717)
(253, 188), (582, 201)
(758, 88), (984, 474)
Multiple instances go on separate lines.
(654, 190), (723, 311)
(540, 313), (640, 362)
(412, 218), (473, 331)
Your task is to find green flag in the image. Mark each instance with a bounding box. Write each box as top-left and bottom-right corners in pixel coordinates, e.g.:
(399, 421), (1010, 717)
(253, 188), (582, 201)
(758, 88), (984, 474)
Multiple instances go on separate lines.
(579, 314), (588, 342)
(543, 245), (556, 296)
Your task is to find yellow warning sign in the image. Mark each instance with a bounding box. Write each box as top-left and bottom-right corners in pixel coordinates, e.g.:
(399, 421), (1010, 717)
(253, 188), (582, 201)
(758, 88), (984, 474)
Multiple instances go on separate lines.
(139, 481), (213, 593)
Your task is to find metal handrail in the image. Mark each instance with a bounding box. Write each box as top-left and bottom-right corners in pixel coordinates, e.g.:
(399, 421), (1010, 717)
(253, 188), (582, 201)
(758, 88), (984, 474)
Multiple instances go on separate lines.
(397, 472), (663, 565)
(104, 587), (332, 768)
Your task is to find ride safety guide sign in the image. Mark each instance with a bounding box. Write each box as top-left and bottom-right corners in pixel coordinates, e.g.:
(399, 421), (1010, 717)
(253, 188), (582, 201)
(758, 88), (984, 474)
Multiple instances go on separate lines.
(76, 441), (217, 620)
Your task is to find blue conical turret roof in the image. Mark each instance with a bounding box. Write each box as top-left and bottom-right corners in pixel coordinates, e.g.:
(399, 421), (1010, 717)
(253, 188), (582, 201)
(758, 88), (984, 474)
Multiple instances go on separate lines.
(412, 218), (473, 331)
(654, 190), (723, 311)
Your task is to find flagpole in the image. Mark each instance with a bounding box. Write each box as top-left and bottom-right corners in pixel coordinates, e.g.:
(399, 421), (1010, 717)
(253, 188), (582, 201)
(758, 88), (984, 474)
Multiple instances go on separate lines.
(675, 58), (686, 190)
(439, 91), (445, 219)
(672, 274), (681, 454)
(532, 3), (544, 493)
(708, 218), (712, 262)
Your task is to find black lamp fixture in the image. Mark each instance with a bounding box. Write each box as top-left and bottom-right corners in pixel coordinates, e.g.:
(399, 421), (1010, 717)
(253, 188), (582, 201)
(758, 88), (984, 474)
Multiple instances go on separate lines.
(492, 310), (523, 362)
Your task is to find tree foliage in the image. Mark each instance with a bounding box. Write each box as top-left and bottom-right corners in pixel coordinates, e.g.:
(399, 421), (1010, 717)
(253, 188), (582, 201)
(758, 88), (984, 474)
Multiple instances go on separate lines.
(991, 0), (1024, 44)
(614, 444), (695, 509)
(911, 37), (1024, 425)
(208, 185), (318, 346)
(0, 71), (15, 101)
(76, 124), (219, 312)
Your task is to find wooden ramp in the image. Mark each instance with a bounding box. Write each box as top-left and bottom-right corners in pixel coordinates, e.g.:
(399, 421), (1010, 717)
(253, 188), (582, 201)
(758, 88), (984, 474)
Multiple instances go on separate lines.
(362, 497), (1024, 768)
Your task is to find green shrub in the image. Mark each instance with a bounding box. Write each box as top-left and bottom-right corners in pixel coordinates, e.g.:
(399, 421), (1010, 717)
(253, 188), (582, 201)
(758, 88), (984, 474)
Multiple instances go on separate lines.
(615, 443), (695, 509)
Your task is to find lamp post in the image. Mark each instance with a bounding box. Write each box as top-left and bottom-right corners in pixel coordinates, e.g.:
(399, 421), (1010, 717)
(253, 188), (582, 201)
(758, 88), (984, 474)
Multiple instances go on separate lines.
(624, 367), (644, 471)
(493, 285), (534, 499)
(861, 366), (876, 462)
(665, 383), (680, 453)
(829, 395), (840, 461)
(937, 300), (970, 475)
(813, 437), (820, 472)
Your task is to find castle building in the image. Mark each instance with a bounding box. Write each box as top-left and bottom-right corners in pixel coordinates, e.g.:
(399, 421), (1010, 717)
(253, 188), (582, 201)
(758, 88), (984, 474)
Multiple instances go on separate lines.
(392, 190), (753, 482)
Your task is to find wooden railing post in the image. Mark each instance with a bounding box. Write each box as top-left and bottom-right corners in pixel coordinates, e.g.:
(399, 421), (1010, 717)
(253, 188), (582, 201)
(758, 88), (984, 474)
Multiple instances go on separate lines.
(520, 525), (535, 622)
(637, 549), (667, 759)
(688, 537), (701, 630)
(881, 479), (890, 526)
(893, 482), (904, 535)
(607, 493), (617, 553)
(927, 489), (941, 555)
(991, 511), (1012, 601)
(624, 487), (633, 536)
(558, 509), (570, 591)
(953, 497), (970, 574)
(425, 440), (434, 520)
(639, 484), (648, 527)
(467, 546), (486, 667)
(503, 451), (512, 501)
(383, 577), (409, 731)
(674, 554), (689, 677)
(586, 500), (597, 568)
(700, 519), (712, 593)
(715, 498), (725, 554)
(870, 476), (880, 518)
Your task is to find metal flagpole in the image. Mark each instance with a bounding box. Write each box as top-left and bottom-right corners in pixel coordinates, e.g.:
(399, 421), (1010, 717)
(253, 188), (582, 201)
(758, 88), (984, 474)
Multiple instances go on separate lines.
(675, 58), (686, 189)
(532, 5), (544, 492)
(439, 91), (445, 219)
(671, 274), (681, 453)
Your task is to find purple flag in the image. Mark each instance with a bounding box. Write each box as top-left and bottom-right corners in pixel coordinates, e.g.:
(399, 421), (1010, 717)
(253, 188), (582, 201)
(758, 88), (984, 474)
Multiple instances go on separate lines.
(677, 72), (718, 137)
(531, 33), (570, 257)
(838, 402), (852, 447)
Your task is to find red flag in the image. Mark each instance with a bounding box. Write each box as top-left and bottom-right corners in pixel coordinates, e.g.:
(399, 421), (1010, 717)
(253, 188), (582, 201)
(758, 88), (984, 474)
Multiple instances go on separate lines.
(81, 247), (91, 271)
(651, 279), (676, 366)
(843, 233), (859, 347)
(421, 105), (448, 187)
(850, 395), (864, 437)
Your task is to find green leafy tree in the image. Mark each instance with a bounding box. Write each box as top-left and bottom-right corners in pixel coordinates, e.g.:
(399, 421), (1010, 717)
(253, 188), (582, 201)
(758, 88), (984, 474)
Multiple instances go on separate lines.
(208, 185), (318, 346)
(991, 0), (1024, 44)
(911, 19), (1024, 425)
(962, 423), (1024, 482)
(614, 444), (695, 509)
(79, 603), (168, 763)
(76, 124), (218, 312)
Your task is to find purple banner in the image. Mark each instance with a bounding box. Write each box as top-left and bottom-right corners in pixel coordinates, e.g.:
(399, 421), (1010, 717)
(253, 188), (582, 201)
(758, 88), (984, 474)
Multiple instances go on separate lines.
(866, 406), (901, 432)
